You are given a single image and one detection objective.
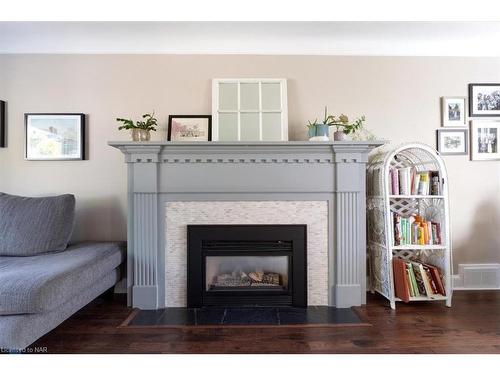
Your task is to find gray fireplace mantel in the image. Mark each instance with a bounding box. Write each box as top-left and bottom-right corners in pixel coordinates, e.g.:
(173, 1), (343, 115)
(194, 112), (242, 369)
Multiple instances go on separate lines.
(109, 140), (384, 309)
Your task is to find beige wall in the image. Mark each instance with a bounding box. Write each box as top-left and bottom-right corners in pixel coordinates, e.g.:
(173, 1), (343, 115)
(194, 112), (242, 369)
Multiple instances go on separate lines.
(0, 54), (499, 269)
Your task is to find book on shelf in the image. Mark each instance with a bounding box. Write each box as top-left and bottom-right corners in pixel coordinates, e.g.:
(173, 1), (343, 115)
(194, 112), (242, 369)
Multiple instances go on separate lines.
(421, 261), (446, 296)
(389, 167), (440, 196)
(392, 257), (411, 302)
(392, 257), (446, 302)
(392, 213), (442, 246)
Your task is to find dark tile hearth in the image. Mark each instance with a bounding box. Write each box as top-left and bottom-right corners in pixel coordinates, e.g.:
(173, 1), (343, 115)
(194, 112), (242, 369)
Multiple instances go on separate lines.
(127, 306), (365, 327)
(223, 307), (279, 325)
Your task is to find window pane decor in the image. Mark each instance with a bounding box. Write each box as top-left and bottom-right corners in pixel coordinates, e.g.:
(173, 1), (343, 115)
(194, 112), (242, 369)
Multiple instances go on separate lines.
(212, 78), (288, 141)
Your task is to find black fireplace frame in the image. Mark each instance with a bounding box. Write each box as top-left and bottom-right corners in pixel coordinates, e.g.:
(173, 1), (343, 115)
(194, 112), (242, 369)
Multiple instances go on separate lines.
(187, 224), (307, 308)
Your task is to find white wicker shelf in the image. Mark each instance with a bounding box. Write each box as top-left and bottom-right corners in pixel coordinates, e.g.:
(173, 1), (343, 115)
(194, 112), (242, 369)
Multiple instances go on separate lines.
(395, 295), (447, 302)
(389, 195), (445, 199)
(366, 143), (453, 309)
(392, 245), (446, 250)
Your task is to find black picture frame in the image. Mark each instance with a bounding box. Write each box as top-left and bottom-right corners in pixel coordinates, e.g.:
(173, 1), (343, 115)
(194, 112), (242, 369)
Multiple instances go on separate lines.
(0, 100), (5, 148)
(436, 128), (468, 156)
(468, 83), (500, 117)
(25, 113), (86, 160)
(168, 115), (212, 141)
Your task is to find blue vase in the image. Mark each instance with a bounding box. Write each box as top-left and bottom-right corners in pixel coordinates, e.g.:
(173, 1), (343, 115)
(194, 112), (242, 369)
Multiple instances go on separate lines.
(316, 124), (329, 138)
(308, 124), (330, 141)
(307, 126), (316, 138)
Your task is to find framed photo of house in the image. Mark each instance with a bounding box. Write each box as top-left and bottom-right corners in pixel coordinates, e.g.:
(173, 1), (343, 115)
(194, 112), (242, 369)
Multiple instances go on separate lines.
(25, 113), (85, 160)
(436, 128), (468, 155)
(441, 97), (467, 127)
(0, 100), (5, 148)
(470, 120), (500, 161)
(167, 115), (212, 141)
(469, 83), (500, 117)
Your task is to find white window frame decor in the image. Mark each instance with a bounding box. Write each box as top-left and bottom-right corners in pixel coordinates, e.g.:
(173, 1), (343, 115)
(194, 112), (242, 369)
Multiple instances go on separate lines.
(211, 78), (288, 141)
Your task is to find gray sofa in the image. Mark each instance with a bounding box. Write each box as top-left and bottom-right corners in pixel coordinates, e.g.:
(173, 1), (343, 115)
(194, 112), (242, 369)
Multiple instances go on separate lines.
(0, 193), (125, 351)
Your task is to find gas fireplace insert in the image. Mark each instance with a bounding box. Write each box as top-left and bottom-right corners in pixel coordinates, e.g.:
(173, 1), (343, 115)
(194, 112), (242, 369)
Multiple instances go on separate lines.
(187, 225), (307, 307)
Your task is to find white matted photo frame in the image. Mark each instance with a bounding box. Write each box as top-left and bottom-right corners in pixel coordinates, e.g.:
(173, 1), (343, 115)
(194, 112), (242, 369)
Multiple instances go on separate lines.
(25, 113), (85, 160)
(469, 83), (500, 117)
(436, 128), (468, 155)
(441, 97), (467, 127)
(168, 115), (212, 141)
(470, 120), (500, 161)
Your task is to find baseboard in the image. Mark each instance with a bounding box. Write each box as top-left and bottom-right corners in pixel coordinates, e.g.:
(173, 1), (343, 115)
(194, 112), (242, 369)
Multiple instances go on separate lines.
(453, 263), (500, 290)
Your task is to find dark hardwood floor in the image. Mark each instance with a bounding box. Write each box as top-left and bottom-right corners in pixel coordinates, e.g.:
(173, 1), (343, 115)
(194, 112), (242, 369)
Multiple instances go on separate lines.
(29, 291), (500, 354)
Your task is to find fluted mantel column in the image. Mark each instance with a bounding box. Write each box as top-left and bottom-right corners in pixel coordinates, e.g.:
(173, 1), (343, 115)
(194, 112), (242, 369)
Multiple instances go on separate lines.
(331, 144), (372, 308)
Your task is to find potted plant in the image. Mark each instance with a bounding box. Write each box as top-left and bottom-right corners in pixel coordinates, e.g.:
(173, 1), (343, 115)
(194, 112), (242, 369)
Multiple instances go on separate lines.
(306, 107), (367, 141)
(306, 107), (331, 141)
(116, 112), (158, 141)
(328, 114), (366, 141)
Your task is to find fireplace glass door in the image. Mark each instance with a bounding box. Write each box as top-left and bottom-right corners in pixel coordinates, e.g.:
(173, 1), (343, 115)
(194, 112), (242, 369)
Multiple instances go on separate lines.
(205, 255), (289, 291)
(187, 225), (307, 307)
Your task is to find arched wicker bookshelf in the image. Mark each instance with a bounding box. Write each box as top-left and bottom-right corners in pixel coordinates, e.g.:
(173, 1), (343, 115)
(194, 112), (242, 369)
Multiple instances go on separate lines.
(367, 143), (453, 309)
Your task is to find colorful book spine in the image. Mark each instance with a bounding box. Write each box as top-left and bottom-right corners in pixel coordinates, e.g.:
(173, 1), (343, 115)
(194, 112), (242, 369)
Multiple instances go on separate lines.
(390, 168), (399, 195)
(392, 213), (442, 247)
(391, 169), (440, 196)
(394, 257), (446, 301)
(431, 171), (440, 195)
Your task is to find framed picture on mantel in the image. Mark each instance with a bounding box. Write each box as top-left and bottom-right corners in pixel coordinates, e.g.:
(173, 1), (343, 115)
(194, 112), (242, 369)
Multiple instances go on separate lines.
(168, 115), (212, 141)
(25, 113), (85, 160)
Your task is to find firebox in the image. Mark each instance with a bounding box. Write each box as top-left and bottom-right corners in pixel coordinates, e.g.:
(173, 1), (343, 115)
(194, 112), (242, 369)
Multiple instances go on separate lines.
(187, 225), (307, 307)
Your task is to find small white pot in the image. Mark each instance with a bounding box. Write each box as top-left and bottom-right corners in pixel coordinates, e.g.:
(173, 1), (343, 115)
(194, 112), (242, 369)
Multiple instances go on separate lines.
(333, 131), (347, 141)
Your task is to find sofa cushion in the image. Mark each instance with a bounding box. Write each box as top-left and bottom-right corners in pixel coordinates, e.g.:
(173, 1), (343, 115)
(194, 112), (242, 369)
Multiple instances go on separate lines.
(0, 241), (125, 315)
(0, 270), (120, 350)
(0, 192), (75, 256)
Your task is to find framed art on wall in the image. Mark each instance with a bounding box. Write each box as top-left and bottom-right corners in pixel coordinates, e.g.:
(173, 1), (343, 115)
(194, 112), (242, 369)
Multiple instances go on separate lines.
(436, 128), (468, 155)
(0, 100), (5, 148)
(470, 120), (500, 161)
(168, 115), (212, 141)
(469, 83), (500, 117)
(441, 97), (467, 127)
(25, 113), (85, 160)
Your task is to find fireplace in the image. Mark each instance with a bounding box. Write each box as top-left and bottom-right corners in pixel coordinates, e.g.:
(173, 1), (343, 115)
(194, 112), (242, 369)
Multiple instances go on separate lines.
(110, 140), (384, 308)
(187, 225), (307, 307)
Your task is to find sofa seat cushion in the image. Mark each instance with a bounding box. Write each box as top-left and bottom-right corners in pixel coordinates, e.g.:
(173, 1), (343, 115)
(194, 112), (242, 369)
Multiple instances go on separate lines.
(0, 241), (125, 315)
(0, 192), (75, 256)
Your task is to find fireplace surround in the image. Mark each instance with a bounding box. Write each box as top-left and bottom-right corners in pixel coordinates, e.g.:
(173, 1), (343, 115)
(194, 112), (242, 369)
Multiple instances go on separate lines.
(109, 140), (384, 309)
(187, 224), (307, 307)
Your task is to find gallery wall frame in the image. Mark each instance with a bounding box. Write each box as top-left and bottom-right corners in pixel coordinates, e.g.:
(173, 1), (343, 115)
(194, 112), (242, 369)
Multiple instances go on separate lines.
(468, 83), (500, 117)
(441, 96), (467, 127)
(25, 113), (86, 161)
(436, 128), (468, 156)
(470, 120), (500, 161)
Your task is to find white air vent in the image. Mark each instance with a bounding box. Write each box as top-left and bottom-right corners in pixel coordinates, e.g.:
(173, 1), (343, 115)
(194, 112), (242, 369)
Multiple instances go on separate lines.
(455, 264), (500, 289)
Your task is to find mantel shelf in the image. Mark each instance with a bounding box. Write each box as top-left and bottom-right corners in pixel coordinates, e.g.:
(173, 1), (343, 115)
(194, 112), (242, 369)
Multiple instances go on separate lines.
(108, 140), (387, 164)
(108, 140), (387, 147)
